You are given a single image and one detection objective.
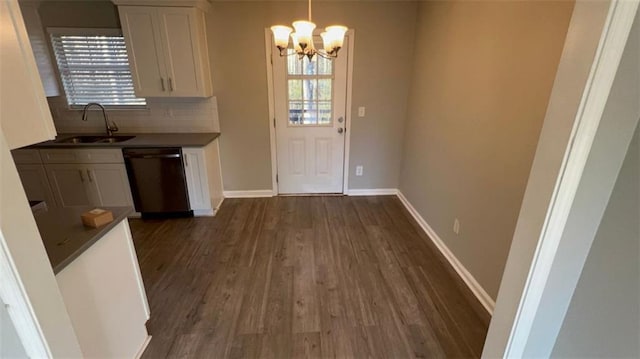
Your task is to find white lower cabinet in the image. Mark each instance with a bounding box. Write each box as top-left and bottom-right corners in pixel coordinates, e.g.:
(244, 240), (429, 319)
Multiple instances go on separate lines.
(183, 148), (209, 211)
(86, 164), (134, 207)
(45, 164), (92, 207)
(14, 144), (221, 214)
(45, 163), (133, 208)
(183, 139), (223, 216)
(38, 148), (133, 208)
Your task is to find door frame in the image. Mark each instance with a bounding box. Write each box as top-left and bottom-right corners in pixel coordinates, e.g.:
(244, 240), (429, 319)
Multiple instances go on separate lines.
(264, 29), (355, 195)
(483, 0), (639, 357)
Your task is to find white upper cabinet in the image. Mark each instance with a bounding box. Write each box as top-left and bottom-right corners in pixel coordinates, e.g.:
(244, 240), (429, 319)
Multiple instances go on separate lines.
(0, 0), (57, 150)
(118, 5), (213, 98)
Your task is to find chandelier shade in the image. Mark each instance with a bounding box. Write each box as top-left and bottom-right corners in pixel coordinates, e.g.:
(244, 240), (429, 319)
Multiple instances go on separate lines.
(270, 0), (347, 60)
(271, 25), (293, 49)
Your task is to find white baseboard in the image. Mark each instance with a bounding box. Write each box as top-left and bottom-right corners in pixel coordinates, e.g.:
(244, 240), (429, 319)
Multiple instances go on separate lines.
(212, 196), (224, 213)
(223, 190), (274, 198)
(396, 191), (496, 315)
(193, 209), (214, 216)
(135, 335), (152, 359)
(347, 188), (399, 196)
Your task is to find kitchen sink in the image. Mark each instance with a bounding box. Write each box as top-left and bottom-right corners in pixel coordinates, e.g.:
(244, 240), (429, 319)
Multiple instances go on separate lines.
(55, 136), (104, 144)
(55, 135), (135, 144)
(95, 135), (136, 143)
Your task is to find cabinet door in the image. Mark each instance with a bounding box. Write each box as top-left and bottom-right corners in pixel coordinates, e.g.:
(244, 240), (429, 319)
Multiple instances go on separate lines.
(157, 7), (212, 97)
(45, 164), (92, 208)
(183, 148), (210, 211)
(119, 6), (168, 97)
(15, 164), (57, 207)
(11, 149), (42, 164)
(86, 164), (134, 207)
(1, 0), (56, 149)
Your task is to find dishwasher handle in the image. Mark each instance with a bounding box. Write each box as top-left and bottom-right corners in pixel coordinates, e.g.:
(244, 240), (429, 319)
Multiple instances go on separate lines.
(124, 153), (181, 159)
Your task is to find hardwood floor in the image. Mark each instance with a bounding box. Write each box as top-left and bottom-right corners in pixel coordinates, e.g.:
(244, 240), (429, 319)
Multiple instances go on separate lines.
(130, 196), (490, 358)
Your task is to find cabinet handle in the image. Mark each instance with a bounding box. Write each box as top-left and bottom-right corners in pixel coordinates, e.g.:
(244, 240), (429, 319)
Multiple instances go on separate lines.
(86, 169), (93, 182)
(160, 78), (166, 91)
(169, 78), (174, 92)
(78, 170), (85, 183)
(184, 155), (188, 167)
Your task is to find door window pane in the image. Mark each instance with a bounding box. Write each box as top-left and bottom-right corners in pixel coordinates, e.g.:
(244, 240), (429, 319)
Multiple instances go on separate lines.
(318, 79), (331, 101)
(286, 40), (334, 126)
(303, 101), (318, 125)
(317, 56), (332, 75)
(288, 80), (302, 100)
(303, 79), (317, 101)
(318, 102), (332, 124)
(287, 50), (302, 75)
(289, 101), (303, 124)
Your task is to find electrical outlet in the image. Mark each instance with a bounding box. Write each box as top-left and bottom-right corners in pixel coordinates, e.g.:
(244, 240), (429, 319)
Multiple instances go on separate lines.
(358, 106), (366, 117)
(453, 218), (460, 235)
(355, 165), (363, 176)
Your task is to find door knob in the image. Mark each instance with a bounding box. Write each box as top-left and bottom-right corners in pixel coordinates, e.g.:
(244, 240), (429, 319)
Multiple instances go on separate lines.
(337, 128), (344, 134)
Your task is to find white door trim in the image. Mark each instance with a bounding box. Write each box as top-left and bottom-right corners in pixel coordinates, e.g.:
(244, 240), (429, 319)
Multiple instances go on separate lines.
(341, 31), (355, 195)
(485, 1), (639, 357)
(264, 28), (279, 196)
(264, 29), (355, 195)
(0, 232), (50, 358)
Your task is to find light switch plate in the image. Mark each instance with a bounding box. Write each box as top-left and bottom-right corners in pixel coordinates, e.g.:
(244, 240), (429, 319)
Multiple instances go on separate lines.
(358, 107), (366, 117)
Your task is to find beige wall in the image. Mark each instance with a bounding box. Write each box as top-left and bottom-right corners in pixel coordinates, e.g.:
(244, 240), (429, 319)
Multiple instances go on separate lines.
(207, 1), (417, 191)
(399, 1), (574, 299)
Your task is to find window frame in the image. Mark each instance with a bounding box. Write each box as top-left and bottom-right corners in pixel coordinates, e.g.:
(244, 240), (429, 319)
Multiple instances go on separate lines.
(284, 39), (335, 128)
(47, 27), (147, 110)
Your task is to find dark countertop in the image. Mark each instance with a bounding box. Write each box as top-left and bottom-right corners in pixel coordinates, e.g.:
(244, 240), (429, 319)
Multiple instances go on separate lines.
(34, 206), (133, 274)
(28, 132), (220, 149)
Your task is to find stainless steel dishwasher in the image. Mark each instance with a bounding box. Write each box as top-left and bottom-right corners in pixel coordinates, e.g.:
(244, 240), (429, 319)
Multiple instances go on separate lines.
(123, 148), (192, 217)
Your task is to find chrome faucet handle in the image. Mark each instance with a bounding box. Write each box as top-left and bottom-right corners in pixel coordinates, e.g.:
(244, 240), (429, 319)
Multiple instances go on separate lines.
(108, 120), (119, 136)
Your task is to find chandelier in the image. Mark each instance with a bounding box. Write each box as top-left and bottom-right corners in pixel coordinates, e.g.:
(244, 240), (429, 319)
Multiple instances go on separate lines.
(270, 0), (347, 60)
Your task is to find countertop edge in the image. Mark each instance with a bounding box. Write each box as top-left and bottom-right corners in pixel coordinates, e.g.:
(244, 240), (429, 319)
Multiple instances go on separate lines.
(26, 132), (220, 149)
(51, 207), (133, 275)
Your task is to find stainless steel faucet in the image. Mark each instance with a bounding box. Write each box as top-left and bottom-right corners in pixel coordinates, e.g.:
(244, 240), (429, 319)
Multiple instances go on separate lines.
(81, 103), (119, 136)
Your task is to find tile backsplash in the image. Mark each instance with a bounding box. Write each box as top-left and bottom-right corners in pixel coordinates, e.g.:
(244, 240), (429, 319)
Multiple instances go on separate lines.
(49, 96), (220, 134)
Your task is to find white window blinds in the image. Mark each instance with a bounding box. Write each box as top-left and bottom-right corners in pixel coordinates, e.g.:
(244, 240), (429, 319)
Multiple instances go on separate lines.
(50, 29), (146, 107)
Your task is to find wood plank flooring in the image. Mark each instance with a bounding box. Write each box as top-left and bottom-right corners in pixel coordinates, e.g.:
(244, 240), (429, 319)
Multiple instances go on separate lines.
(130, 196), (489, 358)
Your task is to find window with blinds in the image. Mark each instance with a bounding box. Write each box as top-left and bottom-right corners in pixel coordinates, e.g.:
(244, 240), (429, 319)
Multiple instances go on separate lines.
(50, 29), (146, 107)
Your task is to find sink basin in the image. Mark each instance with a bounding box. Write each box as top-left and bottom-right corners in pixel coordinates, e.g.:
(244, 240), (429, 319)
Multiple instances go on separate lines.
(55, 135), (135, 144)
(55, 136), (105, 144)
(95, 136), (135, 143)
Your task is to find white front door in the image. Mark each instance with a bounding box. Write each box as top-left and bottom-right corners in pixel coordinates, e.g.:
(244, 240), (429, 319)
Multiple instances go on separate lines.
(272, 37), (349, 194)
